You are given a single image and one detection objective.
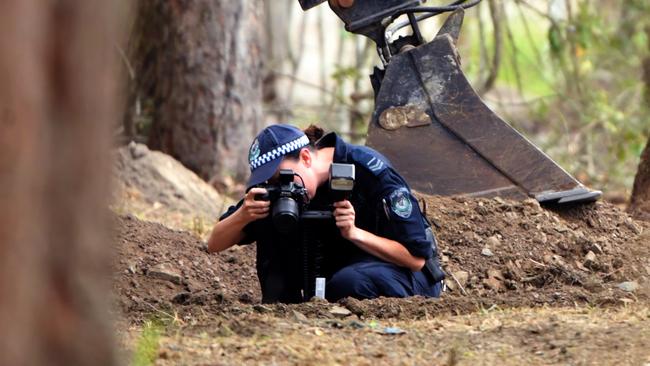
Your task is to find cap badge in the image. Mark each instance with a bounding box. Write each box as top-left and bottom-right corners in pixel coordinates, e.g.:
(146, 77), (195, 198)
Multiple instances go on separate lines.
(249, 138), (261, 164)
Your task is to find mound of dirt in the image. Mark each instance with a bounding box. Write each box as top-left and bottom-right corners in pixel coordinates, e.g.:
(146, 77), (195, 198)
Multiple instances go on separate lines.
(112, 142), (227, 222)
(113, 195), (650, 322)
(425, 196), (649, 303)
(112, 214), (260, 322)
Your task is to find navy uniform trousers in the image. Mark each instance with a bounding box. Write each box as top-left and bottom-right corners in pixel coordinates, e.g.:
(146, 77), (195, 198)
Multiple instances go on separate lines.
(326, 260), (442, 302)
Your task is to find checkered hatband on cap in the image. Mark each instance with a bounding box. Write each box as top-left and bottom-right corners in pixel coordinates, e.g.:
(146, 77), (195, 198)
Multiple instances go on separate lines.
(249, 135), (310, 171)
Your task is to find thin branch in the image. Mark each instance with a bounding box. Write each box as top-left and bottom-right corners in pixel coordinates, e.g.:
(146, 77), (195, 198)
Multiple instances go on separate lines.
(275, 72), (355, 108)
(449, 271), (469, 296)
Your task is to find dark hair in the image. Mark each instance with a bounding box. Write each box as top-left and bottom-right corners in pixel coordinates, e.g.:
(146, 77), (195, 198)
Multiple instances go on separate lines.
(303, 124), (325, 144)
(284, 124), (325, 160)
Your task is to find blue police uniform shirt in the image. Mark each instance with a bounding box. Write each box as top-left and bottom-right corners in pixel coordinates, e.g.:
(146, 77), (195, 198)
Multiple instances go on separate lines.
(317, 132), (433, 261)
(220, 132), (433, 271)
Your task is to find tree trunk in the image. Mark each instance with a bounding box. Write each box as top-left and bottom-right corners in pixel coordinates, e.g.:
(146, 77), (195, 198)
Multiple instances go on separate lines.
(0, 0), (121, 365)
(630, 25), (650, 219)
(262, 0), (293, 122)
(127, 0), (264, 184)
(630, 137), (650, 219)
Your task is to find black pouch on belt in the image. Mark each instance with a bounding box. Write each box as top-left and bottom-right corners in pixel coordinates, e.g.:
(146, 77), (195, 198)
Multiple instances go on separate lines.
(423, 226), (446, 284)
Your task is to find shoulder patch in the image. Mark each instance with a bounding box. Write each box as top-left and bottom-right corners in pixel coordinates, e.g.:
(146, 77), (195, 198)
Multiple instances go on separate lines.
(389, 188), (413, 219)
(349, 146), (389, 176)
(366, 156), (385, 172)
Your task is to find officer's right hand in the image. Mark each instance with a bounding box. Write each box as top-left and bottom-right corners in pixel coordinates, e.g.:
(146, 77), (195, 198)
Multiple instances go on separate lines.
(237, 187), (270, 223)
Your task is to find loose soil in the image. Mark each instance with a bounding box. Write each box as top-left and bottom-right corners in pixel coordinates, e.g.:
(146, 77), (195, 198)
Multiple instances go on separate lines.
(112, 176), (650, 364)
(113, 195), (650, 323)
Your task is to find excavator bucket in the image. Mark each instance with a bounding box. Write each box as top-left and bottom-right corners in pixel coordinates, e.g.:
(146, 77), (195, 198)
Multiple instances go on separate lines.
(365, 10), (601, 204)
(297, 1), (601, 204)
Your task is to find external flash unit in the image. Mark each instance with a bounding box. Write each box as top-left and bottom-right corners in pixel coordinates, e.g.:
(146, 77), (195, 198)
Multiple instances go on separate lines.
(329, 163), (355, 202)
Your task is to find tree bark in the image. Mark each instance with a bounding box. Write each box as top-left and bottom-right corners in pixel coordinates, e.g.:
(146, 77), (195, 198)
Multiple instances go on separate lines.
(631, 137), (650, 214)
(262, 0), (293, 122)
(127, 0), (264, 184)
(629, 25), (650, 219)
(0, 0), (121, 365)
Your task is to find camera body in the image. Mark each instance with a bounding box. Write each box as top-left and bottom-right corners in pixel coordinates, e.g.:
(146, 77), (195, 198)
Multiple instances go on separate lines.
(255, 169), (309, 234)
(255, 163), (355, 235)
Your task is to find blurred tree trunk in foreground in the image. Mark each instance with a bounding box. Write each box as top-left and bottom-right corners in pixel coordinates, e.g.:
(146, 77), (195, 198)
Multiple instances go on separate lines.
(126, 0), (264, 186)
(0, 0), (120, 365)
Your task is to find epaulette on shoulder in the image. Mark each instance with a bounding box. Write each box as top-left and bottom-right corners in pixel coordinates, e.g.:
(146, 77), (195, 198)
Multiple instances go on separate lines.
(350, 146), (389, 177)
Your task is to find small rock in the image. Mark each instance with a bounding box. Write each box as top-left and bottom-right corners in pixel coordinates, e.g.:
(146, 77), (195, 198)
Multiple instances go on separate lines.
(550, 254), (566, 265)
(475, 205), (489, 215)
(292, 310), (309, 322)
(380, 327), (406, 335)
(542, 254), (554, 264)
(575, 260), (589, 272)
(238, 293), (254, 303)
(487, 268), (504, 281)
(624, 218), (643, 235)
(619, 298), (634, 305)
(148, 264), (183, 285)
(533, 233), (548, 245)
(482, 277), (502, 290)
(128, 141), (149, 159)
(172, 292), (191, 304)
(584, 251), (597, 262)
(523, 198), (541, 211)
(453, 270), (469, 287)
(329, 306), (352, 318)
(486, 236), (501, 248)
(463, 231), (481, 243)
(326, 320), (344, 329)
(481, 248), (494, 257)
(347, 320), (366, 329)
(127, 262), (137, 274)
(253, 304), (273, 313)
(555, 225), (570, 233)
(617, 281), (639, 293)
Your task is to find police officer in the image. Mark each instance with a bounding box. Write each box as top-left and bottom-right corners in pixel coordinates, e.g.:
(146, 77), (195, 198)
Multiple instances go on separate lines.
(208, 124), (444, 303)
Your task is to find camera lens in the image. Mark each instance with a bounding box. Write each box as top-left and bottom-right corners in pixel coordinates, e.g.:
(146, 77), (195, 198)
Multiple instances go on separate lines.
(272, 197), (300, 234)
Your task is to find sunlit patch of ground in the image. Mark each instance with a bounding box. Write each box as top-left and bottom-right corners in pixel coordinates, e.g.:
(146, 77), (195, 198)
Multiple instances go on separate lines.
(121, 305), (650, 366)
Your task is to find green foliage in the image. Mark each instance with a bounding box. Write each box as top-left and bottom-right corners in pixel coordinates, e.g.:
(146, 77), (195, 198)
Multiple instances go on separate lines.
(463, 0), (650, 193)
(535, 0), (650, 192)
(132, 321), (163, 366)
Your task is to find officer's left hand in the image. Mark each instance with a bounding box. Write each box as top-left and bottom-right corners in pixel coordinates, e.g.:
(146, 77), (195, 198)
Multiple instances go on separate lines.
(333, 200), (358, 241)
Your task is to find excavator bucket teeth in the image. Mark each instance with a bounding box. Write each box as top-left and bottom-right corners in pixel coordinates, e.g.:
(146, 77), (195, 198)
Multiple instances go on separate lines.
(366, 33), (601, 204)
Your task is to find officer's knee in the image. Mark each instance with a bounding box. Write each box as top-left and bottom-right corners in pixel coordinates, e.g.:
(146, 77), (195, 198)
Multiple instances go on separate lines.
(326, 266), (377, 302)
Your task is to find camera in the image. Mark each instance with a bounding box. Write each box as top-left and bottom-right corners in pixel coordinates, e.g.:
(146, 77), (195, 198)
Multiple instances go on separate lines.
(254, 169), (309, 234)
(255, 163), (355, 301)
(254, 163), (355, 234)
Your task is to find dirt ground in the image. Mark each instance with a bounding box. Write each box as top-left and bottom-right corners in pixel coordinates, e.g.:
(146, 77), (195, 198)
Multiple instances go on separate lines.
(111, 145), (650, 365)
(112, 190), (650, 365)
(121, 305), (650, 366)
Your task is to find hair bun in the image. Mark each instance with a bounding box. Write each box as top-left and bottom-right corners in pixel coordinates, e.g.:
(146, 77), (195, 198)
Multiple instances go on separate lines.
(303, 124), (325, 144)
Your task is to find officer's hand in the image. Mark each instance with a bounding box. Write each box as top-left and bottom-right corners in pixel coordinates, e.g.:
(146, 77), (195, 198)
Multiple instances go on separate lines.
(237, 188), (271, 223)
(333, 200), (357, 240)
